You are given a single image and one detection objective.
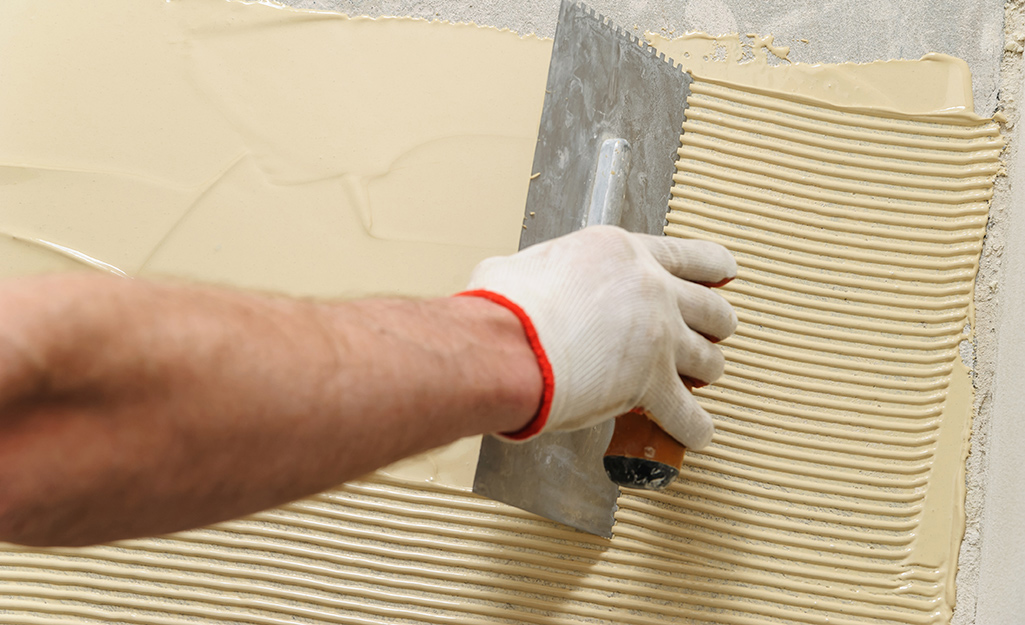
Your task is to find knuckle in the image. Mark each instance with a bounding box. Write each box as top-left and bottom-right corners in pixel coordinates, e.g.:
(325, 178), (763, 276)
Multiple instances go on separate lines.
(724, 305), (739, 336)
(691, 416), (715, 449)
(704, 345), (726, 381)
(693, 240), (737, 273)
(713, 296), (738, 335)
(700, 290), (736, 335)
(587, 224), (632, 249)
(712, 244), (739, 274)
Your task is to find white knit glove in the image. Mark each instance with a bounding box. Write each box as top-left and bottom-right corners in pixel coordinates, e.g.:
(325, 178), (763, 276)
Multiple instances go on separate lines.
(459, 225), (737, 450)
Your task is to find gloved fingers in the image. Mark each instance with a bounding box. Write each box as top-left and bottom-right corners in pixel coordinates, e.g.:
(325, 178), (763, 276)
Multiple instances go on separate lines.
(636, 234), (737, 286)
(675, 322), (726, 386)
(672, 279), (738, 343)
(642, 376), (715, 449)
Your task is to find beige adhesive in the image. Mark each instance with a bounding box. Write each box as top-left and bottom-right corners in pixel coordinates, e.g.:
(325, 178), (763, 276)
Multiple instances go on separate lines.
(0, 0), (1000, 624)
(0, 0), (549, 296)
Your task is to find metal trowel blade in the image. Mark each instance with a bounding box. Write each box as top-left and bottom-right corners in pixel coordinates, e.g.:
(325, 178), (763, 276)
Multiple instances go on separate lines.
(471, 0), (692, 537)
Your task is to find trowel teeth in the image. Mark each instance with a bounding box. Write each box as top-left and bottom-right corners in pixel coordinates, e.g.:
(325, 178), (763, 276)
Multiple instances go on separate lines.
(619, 28), (640, 48)
(571, 1), (686, 75)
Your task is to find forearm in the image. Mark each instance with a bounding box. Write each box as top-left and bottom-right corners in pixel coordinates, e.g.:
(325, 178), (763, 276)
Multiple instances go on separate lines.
(0, 274), (541, 546)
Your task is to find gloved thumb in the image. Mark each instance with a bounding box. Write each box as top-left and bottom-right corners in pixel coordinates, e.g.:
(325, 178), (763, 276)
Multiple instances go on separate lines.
(642, 375), (715, 450)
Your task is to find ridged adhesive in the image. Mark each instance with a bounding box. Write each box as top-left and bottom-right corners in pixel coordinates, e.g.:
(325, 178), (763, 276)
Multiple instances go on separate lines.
(0, 0), (1001, 623)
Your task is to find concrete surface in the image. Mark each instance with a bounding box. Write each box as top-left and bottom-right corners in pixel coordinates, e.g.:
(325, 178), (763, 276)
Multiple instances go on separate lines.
(975, 65), (1025, 622)
(971, 3), (1025, 621)
(292, 0), (1004, 116)
(280, 0), (1019, 622)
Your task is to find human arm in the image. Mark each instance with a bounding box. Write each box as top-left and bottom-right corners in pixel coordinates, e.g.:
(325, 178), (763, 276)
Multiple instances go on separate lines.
(0, 275), (542, 546)
(0, 226), (736, 547)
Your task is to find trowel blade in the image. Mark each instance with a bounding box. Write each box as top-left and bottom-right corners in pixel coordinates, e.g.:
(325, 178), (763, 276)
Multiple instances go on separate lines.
(471, 0), (692, 537)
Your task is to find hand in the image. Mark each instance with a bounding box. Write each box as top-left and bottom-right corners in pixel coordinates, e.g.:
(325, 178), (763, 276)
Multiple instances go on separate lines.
(459, 225), (737, 449)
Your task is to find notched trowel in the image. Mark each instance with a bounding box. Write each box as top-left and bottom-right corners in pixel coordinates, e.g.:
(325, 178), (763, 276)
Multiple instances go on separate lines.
(472, 0), (692, 537)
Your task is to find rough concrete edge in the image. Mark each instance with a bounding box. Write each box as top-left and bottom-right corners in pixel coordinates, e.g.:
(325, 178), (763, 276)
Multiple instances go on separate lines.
(953, 2), (1024, 623)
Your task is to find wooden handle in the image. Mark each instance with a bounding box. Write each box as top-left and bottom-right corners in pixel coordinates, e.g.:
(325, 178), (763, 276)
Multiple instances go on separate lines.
(602, 408), (685, 491)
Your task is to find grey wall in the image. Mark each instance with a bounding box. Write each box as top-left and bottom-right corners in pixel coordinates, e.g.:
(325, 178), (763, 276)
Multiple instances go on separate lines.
(292, 0), (1004, 115)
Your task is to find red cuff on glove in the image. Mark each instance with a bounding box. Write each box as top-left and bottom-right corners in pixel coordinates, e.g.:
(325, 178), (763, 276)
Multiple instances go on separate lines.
(455, 289), (553, 441)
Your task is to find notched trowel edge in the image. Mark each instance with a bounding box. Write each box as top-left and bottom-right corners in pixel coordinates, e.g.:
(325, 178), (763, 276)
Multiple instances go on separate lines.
(472, 0), (692, 538)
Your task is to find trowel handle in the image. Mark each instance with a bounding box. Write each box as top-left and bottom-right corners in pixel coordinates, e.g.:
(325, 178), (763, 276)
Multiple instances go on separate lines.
(602, 408), (685, 491)
(586, 137), (686, 491)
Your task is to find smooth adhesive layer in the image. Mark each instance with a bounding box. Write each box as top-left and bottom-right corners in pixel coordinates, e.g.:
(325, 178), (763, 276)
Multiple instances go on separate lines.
(0, 0), (1000, 623)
